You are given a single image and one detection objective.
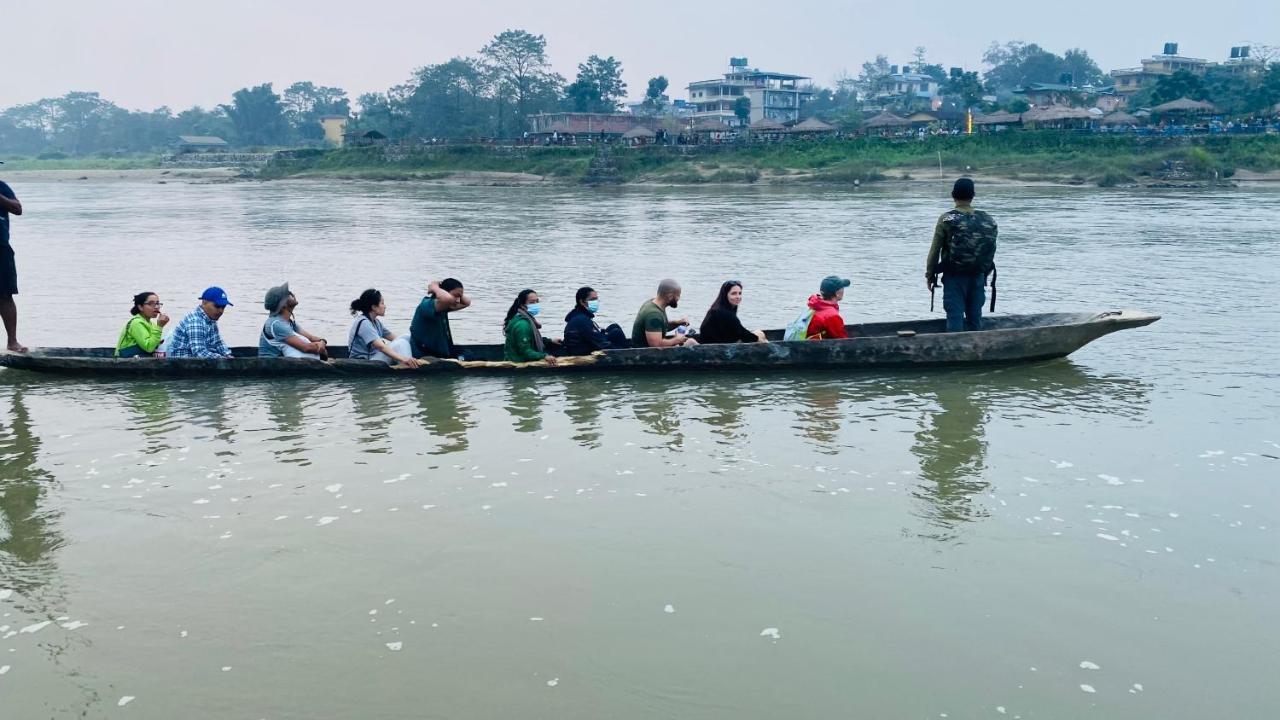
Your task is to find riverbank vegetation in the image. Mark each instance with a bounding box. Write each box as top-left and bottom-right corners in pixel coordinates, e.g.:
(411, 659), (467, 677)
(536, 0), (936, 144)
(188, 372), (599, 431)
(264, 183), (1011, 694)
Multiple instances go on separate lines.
(256, 133), (1280, 187)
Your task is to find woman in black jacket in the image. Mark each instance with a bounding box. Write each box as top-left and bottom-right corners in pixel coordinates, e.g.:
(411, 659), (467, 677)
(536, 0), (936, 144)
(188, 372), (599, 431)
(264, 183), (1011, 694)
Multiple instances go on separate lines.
(562, 286), (627, 355)
(699, 280), (766, 344)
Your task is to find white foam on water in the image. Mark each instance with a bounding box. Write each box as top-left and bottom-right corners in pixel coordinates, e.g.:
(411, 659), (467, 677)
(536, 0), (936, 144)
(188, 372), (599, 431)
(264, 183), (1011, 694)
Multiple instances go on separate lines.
(491, 482), (508, 488)
(369, 609), (378, 616)
(547, 467), (556, 475)
(1054, 460), (1073, 468)
(385, 599), (395, 605)
(118, 696), (135, 707)
(1097, 534), (1119, 542)
(546, 678), (559, 687)
(221, 666), (231, 672)
(317, 516), (338, 526)
(219, 532), (232, 540)
(180, 630), (188, 637)
(208, 484), (222, 490)
(0, 589), (11, 601)
(1168, 512), (1180, 518)
(760, 627), (781, 639)
(325, 484), (343, 493)
(1080, 684), (1096, 693)
(1079, 661), (1100, 670)
(386, 642), (402, 651)
(481, 505), (492, 511)
(664, 604), (675, 614)
(1132, 683), (1143, 692)
(19, 620), (51, 634)
(274, 516), (288, 521)
(192, 498), (209, 505)
(996, 707), (1006, 715)
(421, 505), (436, 510)
(530, 617), (543, 622)
(61, 620), (88, 630)
(0, 665), (9, 675)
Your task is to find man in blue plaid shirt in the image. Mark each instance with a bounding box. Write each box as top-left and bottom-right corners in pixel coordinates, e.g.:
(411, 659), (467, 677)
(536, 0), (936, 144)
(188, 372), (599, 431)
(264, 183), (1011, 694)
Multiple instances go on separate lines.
(168, 287), (235, 359)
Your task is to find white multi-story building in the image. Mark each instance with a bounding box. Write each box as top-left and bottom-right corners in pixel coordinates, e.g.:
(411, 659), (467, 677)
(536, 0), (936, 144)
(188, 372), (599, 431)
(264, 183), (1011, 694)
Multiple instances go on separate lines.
(687, 59), (812, 126)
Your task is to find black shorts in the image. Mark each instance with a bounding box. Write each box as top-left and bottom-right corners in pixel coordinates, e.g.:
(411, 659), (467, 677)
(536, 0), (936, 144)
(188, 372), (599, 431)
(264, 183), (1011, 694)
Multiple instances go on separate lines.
(0, 243), (16, 295)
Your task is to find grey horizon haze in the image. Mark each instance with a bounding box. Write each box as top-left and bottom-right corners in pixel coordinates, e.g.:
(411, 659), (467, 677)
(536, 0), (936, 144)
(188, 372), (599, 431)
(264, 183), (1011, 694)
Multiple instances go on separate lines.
(6, 0), (1275, 112)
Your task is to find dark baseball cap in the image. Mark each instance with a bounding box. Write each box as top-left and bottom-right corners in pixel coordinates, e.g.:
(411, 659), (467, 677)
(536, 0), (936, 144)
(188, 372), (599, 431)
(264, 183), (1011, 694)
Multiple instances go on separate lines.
(820, 275), (851, 296)
(199, 287), (233, 306)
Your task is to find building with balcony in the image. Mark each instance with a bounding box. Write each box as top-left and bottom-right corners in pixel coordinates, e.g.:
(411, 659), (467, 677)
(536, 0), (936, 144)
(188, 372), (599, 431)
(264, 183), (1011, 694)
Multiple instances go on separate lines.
(687, 59), (812, 126)
(1111, 43), (1209, 94)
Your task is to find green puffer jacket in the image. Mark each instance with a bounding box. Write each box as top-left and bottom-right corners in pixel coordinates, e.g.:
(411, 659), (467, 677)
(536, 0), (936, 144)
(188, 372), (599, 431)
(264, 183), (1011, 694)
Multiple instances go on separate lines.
(503, 313), (547, 362)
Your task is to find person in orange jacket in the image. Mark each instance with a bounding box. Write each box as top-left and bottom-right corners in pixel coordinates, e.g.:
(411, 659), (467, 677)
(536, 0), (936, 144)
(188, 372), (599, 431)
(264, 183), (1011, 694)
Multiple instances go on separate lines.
(806, 275), (851, 340)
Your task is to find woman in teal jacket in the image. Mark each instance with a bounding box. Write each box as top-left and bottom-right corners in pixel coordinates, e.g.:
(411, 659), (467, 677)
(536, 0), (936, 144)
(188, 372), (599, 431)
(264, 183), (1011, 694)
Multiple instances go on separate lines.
(115, 291), (169, 357)
(503, 289), (557, 365)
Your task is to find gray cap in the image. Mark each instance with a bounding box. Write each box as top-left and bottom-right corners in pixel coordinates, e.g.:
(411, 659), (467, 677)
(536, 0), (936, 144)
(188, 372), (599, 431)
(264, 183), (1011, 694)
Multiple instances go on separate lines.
(820, 275), (851, 296)
(263, 282), (291, 313)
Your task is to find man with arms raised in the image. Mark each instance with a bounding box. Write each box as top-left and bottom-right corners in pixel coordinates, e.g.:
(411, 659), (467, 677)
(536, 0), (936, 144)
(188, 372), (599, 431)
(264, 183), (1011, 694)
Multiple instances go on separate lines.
(0, 164), (26, 352)
(410, 278), (471, 359)
(632, 279), (699, 349)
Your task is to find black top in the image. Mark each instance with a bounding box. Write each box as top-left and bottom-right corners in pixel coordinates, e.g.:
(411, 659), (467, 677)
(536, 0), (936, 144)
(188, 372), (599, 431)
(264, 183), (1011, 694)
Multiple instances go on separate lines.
(0, 182), (14, 245)
(563, 306), (612, 355)
(699, 307), (759, 344)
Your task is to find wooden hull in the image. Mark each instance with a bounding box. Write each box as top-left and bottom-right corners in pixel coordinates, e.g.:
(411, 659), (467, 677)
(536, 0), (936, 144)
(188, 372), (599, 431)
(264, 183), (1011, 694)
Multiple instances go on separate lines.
(0, 311), (1159, 378)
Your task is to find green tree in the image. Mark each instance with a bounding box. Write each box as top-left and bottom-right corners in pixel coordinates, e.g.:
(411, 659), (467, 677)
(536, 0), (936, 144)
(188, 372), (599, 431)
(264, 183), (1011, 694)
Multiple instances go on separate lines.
(480, 29), (564, 136)
(404, 57), (493, 139)
(220, 83), (287, 146)
(944, 71), (987, 109)
(564, 55), (627, 112)
(983, 41), (1071, 91)
(1005, 98), (1030, 113)
(52, 91), (119, 154)
(641, 76), (669, 114)
(1062, 48), (1104, 86)
(1151, 70), (1209, 103)
(733, 96), (751, 125)
(282, 82), (350, 141)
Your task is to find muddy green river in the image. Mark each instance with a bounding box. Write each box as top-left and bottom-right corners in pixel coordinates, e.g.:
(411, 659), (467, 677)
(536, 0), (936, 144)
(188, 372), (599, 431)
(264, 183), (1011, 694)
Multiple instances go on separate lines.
(1, 179), (1278, 718)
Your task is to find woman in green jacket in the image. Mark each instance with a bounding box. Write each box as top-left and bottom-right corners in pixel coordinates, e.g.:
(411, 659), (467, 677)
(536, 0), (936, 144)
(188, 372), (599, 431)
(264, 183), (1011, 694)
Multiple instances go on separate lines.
(115, 291), (169, 357)
(503, 289), (557, 365)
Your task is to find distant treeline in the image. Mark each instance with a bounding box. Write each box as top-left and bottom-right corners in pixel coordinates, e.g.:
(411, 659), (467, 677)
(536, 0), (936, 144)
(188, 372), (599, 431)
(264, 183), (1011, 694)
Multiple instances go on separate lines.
(2, 32), (1278, 157)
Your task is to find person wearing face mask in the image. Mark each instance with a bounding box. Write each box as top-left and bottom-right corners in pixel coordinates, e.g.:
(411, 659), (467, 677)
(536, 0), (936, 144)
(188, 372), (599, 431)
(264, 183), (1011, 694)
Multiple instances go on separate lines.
(503, 288), (557, 365)
(259, 282), (329, 360)
(562, 286), (627, 356)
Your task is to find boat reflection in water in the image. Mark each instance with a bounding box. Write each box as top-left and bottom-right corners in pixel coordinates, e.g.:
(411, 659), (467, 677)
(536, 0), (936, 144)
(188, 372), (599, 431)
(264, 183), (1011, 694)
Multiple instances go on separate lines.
(908, 361), (1151, 540)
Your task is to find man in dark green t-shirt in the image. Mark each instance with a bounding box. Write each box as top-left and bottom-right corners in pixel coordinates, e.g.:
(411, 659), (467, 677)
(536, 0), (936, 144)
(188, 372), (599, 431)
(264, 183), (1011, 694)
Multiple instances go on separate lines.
(410, 278), (471, 358)
(631, 279), (698, 349)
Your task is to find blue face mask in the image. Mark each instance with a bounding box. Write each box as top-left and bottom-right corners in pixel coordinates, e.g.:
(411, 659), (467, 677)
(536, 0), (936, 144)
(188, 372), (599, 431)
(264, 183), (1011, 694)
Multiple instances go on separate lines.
(526, 303), (541, 317)
(586, 300), (600, 313)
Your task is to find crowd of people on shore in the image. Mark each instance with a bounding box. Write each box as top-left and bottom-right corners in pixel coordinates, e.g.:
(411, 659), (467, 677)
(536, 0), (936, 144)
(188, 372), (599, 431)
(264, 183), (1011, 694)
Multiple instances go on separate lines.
(105, 177), (998, 365)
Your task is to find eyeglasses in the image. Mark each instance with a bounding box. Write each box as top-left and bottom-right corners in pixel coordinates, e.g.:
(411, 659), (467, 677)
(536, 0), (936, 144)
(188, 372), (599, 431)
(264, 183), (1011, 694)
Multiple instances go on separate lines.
(143, 301), (163, 307)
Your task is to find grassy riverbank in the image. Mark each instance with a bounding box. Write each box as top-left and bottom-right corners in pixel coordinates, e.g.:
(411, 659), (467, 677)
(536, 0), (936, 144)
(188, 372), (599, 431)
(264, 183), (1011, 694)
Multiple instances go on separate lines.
(7, 133), (1280, 186)
(258, 133), (1280, 187)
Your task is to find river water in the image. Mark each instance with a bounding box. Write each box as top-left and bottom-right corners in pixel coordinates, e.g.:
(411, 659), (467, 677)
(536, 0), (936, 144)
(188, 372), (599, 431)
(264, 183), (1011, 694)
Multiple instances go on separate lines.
(1, 178), (1278, 719)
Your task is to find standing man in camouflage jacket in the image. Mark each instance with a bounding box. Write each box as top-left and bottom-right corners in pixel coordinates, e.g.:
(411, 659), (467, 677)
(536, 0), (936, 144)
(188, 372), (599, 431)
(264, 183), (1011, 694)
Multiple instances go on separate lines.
(925, 177), (997, 332)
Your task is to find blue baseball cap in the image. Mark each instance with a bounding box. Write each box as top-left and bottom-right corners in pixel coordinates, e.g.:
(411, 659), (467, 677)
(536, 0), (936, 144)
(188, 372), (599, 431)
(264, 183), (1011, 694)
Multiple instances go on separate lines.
(199, 287), (233, 306)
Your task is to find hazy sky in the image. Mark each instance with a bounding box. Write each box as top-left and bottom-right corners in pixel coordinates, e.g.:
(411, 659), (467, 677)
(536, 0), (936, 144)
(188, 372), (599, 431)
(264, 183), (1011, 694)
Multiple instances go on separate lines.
(7, 0), (1275, 111)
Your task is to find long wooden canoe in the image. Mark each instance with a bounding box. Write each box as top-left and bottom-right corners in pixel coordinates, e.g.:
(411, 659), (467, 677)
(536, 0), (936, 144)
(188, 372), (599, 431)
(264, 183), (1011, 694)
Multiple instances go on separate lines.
(0, 310), (1158, 378)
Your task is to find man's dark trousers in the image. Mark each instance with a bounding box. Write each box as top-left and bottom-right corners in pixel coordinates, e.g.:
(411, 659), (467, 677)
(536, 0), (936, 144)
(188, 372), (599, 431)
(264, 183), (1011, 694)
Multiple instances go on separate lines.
(942, 272), (985, 332)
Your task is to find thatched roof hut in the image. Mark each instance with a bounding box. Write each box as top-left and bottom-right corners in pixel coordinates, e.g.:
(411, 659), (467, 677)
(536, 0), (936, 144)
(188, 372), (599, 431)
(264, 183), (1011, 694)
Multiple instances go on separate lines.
(1151, 97), (1220, 114)
(1022, 105), (1094, 122)
(621, 126), (656, 140)
(1100, 111), (1141, 125)
(788, 117), (835, 133)
(749, 117), (787, 132)
(972, 111), (1022, 126)
(862, 112), (912, 129)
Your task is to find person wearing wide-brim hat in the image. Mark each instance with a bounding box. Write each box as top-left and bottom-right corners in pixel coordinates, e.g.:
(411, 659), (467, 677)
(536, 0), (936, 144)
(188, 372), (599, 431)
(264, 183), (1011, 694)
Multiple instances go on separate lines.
(258, 282), (328, 359)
